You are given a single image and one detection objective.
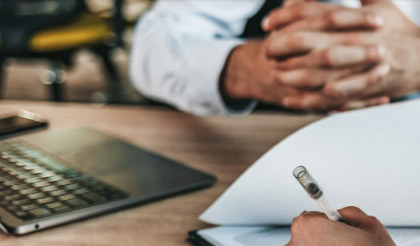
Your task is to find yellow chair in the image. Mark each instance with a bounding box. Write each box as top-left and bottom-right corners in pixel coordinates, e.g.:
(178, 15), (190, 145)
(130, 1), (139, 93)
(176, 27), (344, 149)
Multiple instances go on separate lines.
(0, 0), (125, 102)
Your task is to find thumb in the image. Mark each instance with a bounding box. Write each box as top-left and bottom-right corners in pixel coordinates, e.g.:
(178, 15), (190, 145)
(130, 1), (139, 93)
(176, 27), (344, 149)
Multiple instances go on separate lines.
(339, 206), (371, 228)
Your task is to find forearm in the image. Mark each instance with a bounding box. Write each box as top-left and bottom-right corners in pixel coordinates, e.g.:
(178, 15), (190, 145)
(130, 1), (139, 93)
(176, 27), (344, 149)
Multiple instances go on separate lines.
(130, 22), (245, 116)
(129, 0), (267, 116)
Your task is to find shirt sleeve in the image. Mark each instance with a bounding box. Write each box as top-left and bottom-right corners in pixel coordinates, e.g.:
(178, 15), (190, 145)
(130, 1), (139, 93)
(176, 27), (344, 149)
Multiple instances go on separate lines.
(129, 0), (264, 116)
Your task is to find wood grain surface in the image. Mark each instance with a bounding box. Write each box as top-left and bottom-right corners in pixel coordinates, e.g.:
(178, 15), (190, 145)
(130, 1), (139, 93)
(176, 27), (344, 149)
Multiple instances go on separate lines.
(0, 101), (321, 246)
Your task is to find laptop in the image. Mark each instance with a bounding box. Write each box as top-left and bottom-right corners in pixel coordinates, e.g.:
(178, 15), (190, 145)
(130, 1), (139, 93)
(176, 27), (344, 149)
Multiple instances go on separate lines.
(0, 128), (216, 235)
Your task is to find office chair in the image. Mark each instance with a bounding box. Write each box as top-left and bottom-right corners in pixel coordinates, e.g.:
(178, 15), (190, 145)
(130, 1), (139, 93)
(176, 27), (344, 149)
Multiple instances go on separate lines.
(0, 0), (124, 102)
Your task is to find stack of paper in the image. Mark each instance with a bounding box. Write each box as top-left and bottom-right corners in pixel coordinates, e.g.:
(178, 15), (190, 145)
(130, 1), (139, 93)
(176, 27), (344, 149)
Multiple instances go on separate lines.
(196, 99), (420, 246)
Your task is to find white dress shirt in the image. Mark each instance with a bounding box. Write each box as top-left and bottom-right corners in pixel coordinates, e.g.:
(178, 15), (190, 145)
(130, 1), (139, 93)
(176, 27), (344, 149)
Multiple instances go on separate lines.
(130, 0), (420, 116)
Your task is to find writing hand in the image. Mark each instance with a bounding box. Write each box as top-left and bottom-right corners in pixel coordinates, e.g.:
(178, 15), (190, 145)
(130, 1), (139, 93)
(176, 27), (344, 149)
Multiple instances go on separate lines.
(286, 206), (396, 246)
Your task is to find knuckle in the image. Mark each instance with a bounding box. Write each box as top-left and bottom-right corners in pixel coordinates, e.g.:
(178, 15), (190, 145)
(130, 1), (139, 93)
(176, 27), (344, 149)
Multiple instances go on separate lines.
(364, 11), (379, 25)
(291, 215), (306, 229)
(323, 10), (338, 27)
(321, 49), (335, 67)
(324, 84), (340, 98)
(368, 72), (383, 84)
(300, 71), (317, 87)
(343, 32), (365, 45)
(265, 31), (281, 49)
(264, 35), (276, 57)
(367, 216), (380, 223)
(290, 32), (308, 50)
(346, 206), (362, 213)
(369, 45), (386, 61)
(265, 41), (278, 58)
(274, 71), (286, 84)
(366, 216), (381, 228)
(281, 60), (295, 69)
(364, 12), (375, 23)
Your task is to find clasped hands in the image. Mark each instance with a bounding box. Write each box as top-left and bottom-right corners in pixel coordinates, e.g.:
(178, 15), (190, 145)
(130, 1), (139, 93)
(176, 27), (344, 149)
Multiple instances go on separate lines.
(224, 0), (420, 111)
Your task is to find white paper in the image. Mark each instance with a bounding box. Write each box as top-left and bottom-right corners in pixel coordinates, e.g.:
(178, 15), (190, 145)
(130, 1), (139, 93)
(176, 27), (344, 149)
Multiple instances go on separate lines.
(200, 99), (420, 227)
(388, 228), (420, 246)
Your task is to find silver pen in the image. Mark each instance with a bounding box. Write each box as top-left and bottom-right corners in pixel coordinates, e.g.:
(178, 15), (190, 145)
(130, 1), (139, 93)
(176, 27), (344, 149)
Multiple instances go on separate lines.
(293, 166), (344, 222)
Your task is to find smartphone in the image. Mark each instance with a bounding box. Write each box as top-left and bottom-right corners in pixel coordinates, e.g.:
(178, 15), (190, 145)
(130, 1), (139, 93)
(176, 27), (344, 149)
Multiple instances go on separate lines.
(0, 110), (48, 138)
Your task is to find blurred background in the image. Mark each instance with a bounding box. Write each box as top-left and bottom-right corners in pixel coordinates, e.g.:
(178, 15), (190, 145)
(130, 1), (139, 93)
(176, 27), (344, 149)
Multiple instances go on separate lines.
(0, 0), (154, 105)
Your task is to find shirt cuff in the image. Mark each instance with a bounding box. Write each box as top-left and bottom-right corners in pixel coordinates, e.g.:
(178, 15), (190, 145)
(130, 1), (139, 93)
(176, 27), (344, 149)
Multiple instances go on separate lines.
(185, 39), (257, 116)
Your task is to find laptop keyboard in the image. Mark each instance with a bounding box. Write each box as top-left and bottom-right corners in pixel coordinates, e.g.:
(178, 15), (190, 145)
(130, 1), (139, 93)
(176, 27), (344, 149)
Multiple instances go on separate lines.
(0, 141), (128, 221)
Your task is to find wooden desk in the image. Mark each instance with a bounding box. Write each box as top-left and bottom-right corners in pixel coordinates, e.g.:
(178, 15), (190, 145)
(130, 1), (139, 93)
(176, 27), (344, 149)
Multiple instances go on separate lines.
(0, 101), (321, 246)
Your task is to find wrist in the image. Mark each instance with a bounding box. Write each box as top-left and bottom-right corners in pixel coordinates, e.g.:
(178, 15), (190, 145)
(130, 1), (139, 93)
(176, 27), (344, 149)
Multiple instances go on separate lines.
(221, 44), (251, 100)
(220, 41), (266, 100)
(219, 45), (257, 111)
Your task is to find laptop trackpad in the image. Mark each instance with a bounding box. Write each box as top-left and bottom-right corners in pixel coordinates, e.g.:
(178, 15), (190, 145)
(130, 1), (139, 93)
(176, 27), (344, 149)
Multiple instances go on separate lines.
(57, 139), (205, 197)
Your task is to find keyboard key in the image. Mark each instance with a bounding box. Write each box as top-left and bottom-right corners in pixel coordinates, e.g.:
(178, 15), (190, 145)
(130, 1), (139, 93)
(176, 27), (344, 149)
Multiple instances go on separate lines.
(27, 193), (46, 200)
(66, 198), (88, 208)
(39, 172), (55, 178)
(15, 162), (26, 167)
(5, 193), (22, 201)
(36, 197), (54, 204)
(25, 177), (41, 184)
(33, 181), (50, 188)
(19, 188), (37, 195)
(31, 168), (47, 175)
(56, 180), (72, 186)
(46, 202), (63, 209)
(28, 208), (50, 218)
(20, 204), (39, 211)
(4, 180), (20, 186)
(50, 205), (70, 213)
(41, 185), (58, 192)
(10, 184), (29, 191)
(22, 165), (37, 171)
(14, 210), (31, 220)
(49, 190), (66, 197)
(64, 184), (80, 191)
(73, 188), (89, 195)
(58, 194), (75, 201)
(12, 199), (31, 206)
(47, 175), (64, 182)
